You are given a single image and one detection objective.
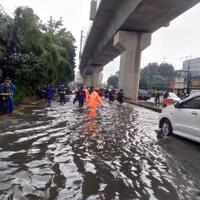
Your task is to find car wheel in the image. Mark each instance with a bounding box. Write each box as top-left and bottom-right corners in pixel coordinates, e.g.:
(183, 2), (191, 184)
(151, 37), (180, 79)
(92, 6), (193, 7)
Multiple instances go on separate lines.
(160, 119), (172, 136)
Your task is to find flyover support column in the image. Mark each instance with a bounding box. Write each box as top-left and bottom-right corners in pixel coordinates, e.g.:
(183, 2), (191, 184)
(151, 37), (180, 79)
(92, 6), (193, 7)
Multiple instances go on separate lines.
(91, 66), (103, 88)
(83, 75), (92, 87)
(114, 31), (151, 101)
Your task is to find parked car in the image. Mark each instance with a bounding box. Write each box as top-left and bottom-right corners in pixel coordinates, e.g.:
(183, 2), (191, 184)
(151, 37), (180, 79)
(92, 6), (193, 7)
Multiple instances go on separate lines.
(138, 89), (150, 101)
(159, 92), (200, 143)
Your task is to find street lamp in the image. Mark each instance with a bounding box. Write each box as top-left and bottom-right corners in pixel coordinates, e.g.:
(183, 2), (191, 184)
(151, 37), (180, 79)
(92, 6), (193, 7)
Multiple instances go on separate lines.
(186, 56), (192, 94)
(180, 56), (192, 94)
(79, 29), (85, 61)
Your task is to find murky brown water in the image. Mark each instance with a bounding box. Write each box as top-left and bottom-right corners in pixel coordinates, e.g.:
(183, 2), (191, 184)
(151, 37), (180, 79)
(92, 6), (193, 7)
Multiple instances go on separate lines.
(0, 96), (200, 200)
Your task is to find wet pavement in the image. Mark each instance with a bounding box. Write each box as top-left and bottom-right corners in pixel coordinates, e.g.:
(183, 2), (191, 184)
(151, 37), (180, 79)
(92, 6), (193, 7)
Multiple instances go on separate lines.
(0, 96), (200, 200)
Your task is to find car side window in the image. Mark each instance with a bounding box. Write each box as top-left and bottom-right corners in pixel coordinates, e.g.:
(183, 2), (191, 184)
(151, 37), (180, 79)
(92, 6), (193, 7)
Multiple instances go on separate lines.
(181, 97), (200, 109)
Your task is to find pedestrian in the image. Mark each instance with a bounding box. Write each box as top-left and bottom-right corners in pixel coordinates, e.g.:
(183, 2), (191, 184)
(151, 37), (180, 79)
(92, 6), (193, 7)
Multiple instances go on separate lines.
(89, 88), (104, 117)
(58, 85), (66, 105)
(0, 77), (16, 115)
(46, 85), (54, 105)
(163, 90), (169, 107)
(154, 89), (160, 107)
(104, 88), (109, 99)
(117, 89), (124, 104)
(8, 79), (16, 114)
(77, 87), (85, 108)
(109, 89), (115, 101)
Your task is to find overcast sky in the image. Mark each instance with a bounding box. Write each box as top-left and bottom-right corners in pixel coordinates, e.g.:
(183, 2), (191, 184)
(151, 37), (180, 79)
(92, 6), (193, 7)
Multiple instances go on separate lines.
(1, 0), (200, 82)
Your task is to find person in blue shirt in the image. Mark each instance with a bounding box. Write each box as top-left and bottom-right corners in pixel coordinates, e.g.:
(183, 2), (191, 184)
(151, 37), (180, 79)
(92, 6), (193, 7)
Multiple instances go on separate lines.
(0, 77), (16, 115)
(46, 85), (54, 105)
(9, 80), (16, 114)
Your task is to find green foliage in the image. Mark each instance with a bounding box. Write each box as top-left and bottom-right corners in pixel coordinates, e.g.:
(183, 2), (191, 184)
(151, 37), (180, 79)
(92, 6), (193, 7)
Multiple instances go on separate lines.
(0, 13), (11, 64)
(140, 62), (176, 90)
(0, 6), (76, 101)
(14, 7), (43, 54)
(14, 86), (29, 103)
(10, 52), (48, 94)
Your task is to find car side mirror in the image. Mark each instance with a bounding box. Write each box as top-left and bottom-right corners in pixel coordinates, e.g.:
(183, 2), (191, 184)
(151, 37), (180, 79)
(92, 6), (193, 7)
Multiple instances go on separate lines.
(174, 102), (181, 109)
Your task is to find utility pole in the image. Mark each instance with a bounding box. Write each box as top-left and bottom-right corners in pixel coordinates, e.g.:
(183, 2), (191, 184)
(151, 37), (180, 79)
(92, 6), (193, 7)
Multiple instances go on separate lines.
(79, 30), (84, 61)
(186, 56), (192, 94)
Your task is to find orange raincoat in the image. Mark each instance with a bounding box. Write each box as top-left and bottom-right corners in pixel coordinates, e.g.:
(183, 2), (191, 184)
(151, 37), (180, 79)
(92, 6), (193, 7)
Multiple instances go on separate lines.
(89, 91), (104, 117)
(83, 87), (90, 105)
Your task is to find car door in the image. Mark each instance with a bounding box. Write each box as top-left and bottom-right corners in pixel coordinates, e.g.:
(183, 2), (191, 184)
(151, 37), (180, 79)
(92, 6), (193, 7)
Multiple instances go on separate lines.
(173, 96), (200, 137)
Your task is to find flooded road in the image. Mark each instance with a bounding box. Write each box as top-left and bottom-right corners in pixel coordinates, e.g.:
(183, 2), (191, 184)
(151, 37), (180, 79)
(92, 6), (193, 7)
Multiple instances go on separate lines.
(0, 96), (200, 200)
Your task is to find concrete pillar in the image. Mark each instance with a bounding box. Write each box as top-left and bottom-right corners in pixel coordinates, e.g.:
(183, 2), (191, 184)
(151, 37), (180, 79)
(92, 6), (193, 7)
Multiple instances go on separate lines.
(91, 66), (103, 88)
(114, 31), (151, 101)
(83, 75), (92, 87)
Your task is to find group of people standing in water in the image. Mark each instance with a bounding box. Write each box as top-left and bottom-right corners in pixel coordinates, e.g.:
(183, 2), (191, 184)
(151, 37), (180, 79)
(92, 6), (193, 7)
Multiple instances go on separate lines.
(73, 86), (104, 117)
(73, 86), (124, 117)
(0, 78), (124, 118)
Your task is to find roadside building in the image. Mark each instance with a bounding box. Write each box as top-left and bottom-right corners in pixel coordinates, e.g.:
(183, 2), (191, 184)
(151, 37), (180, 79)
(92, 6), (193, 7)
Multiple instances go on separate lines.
(183, 57), (200, 89)
(170, 57), (200, 95)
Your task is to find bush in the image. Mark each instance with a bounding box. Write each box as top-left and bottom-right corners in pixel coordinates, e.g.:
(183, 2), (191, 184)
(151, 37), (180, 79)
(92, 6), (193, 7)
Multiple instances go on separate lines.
(14, 86), (32, 103)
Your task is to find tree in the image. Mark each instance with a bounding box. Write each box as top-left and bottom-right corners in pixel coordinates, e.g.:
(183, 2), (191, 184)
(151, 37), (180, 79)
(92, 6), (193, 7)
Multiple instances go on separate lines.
(140, 62), (176, 90)
(0, 6), (77, 101)
(14, 7), (43, 54)
(10, 52), (48, 92)
(152, 75), (167, 90)
(141, 62), (159, 77)
(158, 63), (175, 78)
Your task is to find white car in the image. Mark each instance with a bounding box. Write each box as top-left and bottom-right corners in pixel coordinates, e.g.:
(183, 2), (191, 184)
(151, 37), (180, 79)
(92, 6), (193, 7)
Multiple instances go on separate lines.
(159, 92), (200, 143)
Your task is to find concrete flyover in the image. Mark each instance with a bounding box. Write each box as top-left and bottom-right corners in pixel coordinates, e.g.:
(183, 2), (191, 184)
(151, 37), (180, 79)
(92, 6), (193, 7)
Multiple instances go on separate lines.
(79, 0), (200, 101)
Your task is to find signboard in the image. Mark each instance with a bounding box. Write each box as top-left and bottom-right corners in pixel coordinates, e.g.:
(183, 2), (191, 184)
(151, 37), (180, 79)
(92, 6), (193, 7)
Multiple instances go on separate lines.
(192, 79), (200, 87)
(175, 77), (185, 89)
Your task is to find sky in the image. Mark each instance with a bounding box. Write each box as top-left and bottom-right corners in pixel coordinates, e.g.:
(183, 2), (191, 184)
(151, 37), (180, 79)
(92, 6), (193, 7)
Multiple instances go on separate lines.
(1, 0), (200, 82)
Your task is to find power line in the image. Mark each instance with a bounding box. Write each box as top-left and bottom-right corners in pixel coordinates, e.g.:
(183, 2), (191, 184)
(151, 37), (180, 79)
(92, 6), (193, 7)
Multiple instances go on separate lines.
(0, 3), (13, 26)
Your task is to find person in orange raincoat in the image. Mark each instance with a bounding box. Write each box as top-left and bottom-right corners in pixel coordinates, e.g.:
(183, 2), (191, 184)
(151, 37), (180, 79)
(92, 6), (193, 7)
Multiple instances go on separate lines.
(83, 85), (90, 105)
(89, 88), (104, 117)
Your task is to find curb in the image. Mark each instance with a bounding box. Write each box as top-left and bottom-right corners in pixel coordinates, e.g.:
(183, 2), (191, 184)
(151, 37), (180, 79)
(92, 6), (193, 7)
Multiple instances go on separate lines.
(126, 100), (162, 113)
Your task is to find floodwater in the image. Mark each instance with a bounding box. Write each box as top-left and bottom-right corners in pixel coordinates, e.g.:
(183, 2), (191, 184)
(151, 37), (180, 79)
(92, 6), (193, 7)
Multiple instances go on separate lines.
(0, 96), (200, 200)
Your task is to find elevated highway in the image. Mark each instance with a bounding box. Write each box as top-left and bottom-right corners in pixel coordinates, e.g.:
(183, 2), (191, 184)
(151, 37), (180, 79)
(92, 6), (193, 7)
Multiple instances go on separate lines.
(79, 0), (200, 100)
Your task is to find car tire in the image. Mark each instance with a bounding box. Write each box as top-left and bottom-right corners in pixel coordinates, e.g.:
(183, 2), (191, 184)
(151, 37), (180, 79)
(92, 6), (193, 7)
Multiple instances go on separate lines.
(160, 119), (172, 136)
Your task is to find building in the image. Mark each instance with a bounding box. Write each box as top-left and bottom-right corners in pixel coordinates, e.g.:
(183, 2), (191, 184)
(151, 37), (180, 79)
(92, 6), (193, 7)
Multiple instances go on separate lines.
(171, 57), (200, 95)
(183, 57), (200, 88)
